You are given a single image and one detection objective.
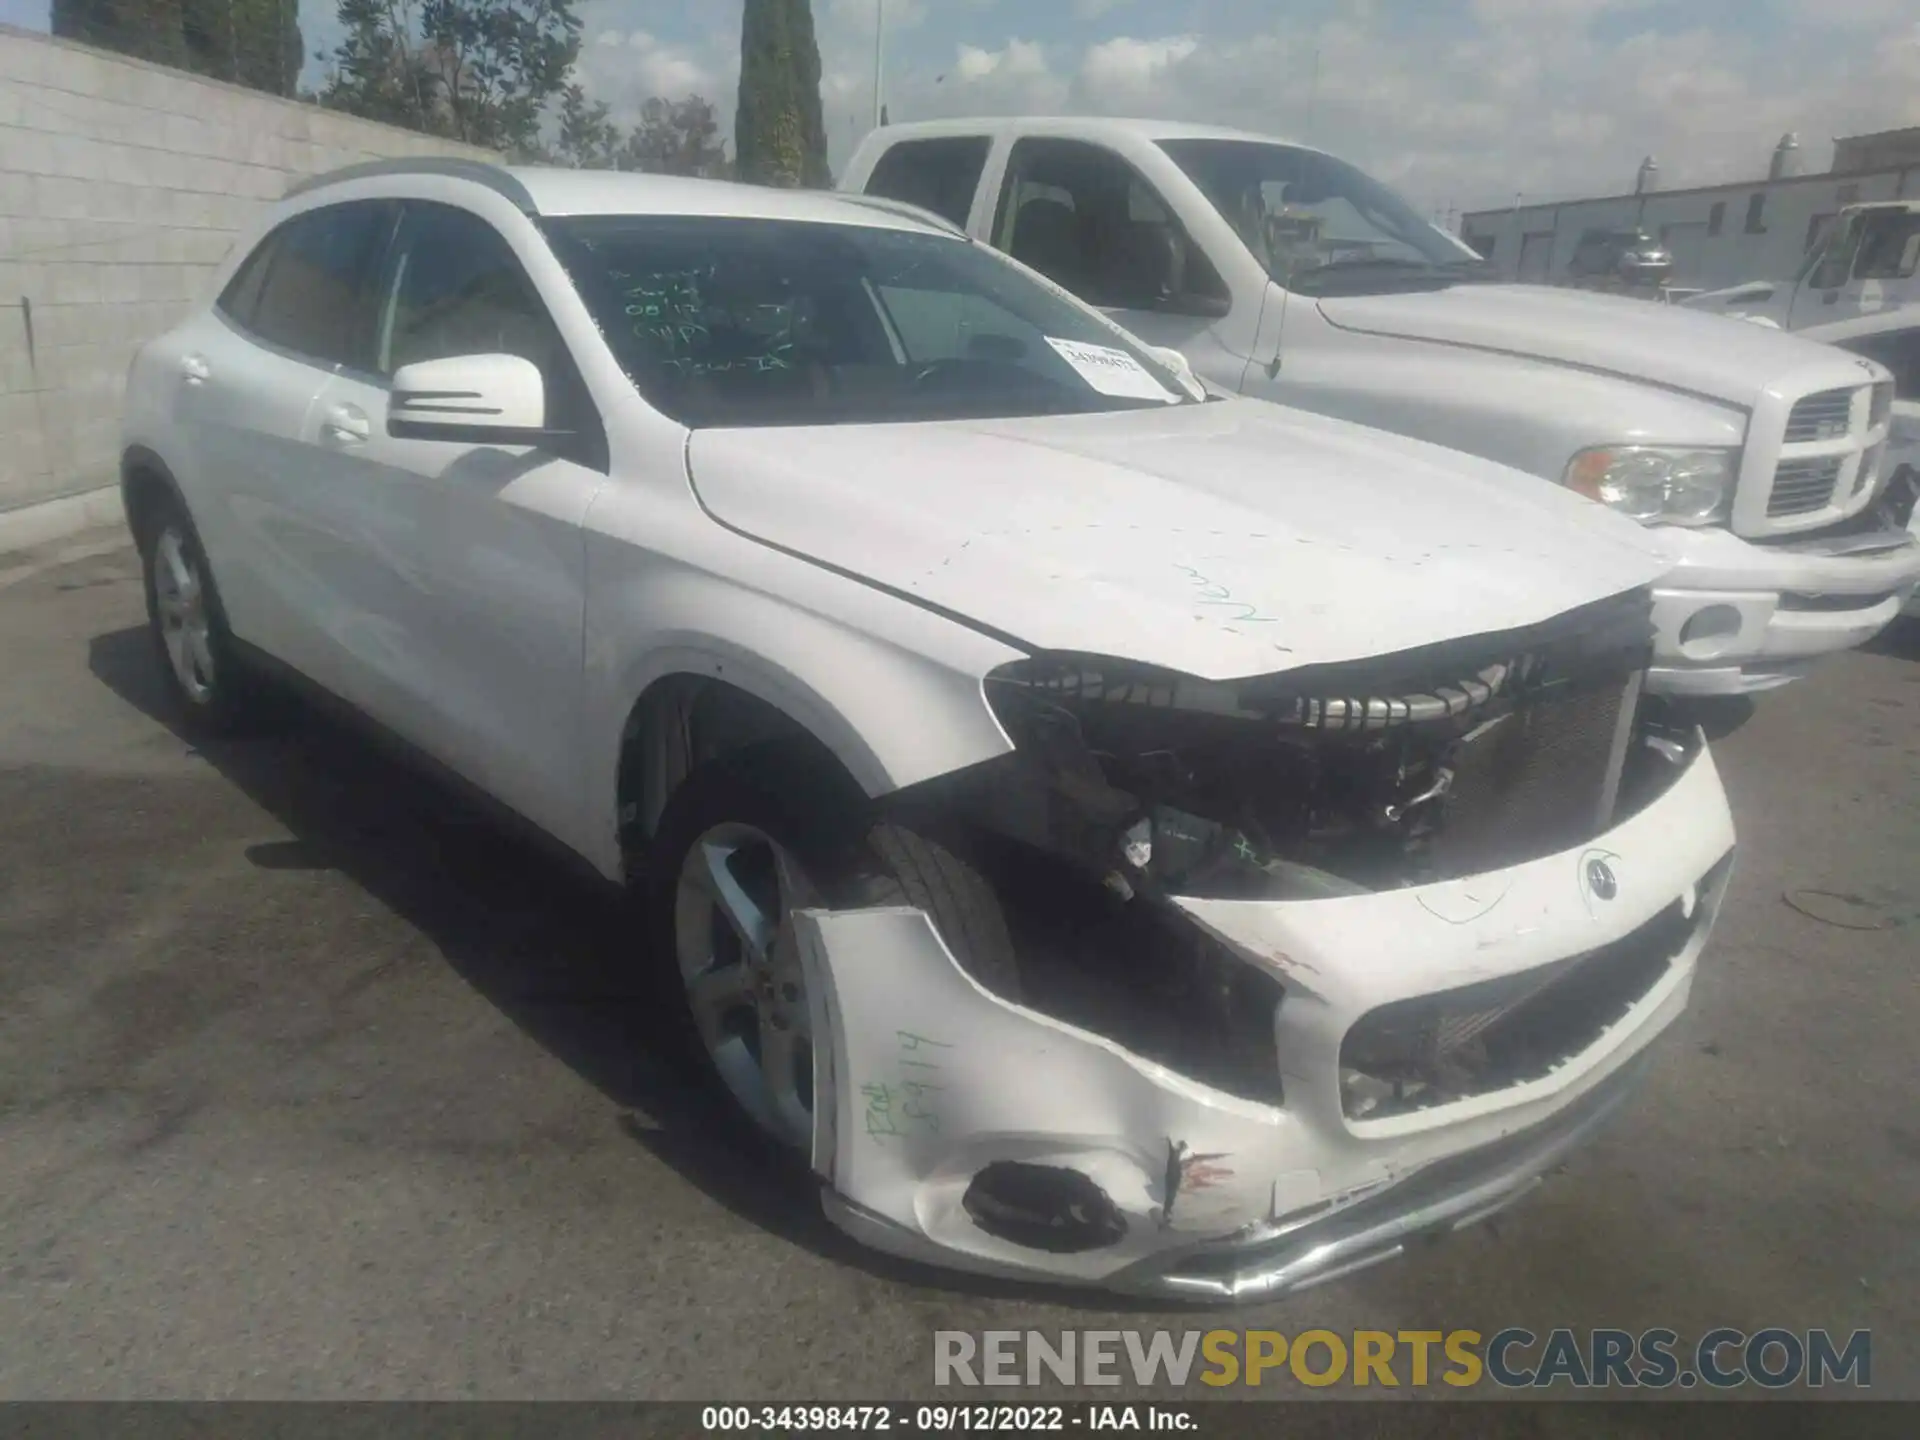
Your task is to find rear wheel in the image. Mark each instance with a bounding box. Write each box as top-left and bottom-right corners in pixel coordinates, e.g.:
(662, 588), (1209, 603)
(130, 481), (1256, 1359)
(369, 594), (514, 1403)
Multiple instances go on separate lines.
(136, 491), (266, 735)
(649, 745), (1018, 1152)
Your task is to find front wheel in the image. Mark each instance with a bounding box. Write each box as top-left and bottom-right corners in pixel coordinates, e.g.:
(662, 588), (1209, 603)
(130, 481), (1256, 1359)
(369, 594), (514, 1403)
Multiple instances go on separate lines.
(648, 746), (1019, 1153)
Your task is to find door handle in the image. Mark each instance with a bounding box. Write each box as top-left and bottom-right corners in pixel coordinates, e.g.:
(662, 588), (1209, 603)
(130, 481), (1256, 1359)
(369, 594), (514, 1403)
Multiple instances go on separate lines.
(323, 403), (371, 445)
(180, 354), (211, 385)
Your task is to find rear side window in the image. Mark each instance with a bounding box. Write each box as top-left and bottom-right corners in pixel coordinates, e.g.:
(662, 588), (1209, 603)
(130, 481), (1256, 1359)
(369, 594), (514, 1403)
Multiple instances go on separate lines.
(216, 236), (277, 328)
(247, 201), (397, 369)
(863, 137), (991, 228)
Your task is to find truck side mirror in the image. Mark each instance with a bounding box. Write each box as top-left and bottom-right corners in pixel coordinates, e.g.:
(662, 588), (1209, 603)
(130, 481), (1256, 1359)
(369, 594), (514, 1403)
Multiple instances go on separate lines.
(1105, 224), (1231, 318)
(1810, 257), (1850, 291)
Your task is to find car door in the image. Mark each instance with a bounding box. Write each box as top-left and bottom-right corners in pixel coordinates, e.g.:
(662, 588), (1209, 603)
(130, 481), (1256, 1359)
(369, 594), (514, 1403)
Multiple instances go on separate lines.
(176, 200), (397, 683)
(984, 138), (1252, 385)
(305, 200), (608, 844)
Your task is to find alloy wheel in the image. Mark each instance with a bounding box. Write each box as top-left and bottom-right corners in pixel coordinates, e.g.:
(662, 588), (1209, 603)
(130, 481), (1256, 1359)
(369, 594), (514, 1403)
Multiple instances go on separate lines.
(671, 821), (821, 1151)
(152, 526), (216, 704)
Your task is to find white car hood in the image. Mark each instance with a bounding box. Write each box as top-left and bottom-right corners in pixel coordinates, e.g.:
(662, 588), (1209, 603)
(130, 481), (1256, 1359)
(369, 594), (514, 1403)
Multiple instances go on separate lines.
(686, 399), (1667, 681)
(1319, 283), (1843, 407)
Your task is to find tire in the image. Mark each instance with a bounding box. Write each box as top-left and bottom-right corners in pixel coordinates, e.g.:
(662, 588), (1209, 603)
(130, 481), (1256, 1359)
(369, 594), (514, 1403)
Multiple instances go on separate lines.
(647, 743), (1019, 1152)
(136, 491), (267, 736)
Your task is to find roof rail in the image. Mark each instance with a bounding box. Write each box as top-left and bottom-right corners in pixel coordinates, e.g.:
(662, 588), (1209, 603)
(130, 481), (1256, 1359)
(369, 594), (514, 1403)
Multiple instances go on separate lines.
(836, 192), (966, 237)
(284, 157), (538, 214)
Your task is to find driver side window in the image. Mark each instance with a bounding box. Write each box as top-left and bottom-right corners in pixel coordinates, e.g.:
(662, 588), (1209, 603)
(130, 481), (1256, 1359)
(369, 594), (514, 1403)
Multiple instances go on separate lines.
(374, 202), (606, 468)
(989, 138), (1227, 314)
(377, 203), (561, 378)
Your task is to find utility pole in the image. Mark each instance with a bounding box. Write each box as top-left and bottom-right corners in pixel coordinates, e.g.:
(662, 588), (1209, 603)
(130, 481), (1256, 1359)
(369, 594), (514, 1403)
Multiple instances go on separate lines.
(872, 0), (886, 129)
(1304, 42), (1320, 143)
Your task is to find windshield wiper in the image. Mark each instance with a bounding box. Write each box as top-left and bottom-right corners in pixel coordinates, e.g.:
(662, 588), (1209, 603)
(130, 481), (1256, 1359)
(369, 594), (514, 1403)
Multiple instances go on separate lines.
(1290, 256), (1493, 285)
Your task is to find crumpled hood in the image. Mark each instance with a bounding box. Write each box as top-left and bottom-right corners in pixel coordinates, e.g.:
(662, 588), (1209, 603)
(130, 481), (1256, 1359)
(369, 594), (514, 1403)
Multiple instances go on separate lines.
(686, 399), (1667, 681)
(1319, 283), (1852, 408)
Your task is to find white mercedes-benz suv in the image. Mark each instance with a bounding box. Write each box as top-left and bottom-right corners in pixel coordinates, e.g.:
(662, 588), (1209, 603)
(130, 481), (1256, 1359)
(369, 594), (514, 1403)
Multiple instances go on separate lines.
(120, 160), (1736, 1300)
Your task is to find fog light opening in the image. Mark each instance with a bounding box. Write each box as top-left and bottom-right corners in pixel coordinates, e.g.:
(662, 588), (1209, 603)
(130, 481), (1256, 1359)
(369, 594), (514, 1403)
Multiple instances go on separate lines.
(961, 1162), (1129, 1253)
(1678, 604), (1743, 659)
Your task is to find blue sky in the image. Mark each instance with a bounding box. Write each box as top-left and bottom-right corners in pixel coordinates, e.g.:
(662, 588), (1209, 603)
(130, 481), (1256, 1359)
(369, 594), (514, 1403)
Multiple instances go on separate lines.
(10, 1), (1920, 213)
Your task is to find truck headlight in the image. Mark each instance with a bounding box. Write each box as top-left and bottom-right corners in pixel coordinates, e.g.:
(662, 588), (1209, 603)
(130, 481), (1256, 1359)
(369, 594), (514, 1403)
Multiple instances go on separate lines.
(1565, 446), (1735, 526)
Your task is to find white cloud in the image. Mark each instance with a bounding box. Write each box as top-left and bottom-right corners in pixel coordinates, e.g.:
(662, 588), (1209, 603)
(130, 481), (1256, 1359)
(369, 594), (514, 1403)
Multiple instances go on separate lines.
(955, 38), (1048, 82)
(573, 26), (726, 127)
(565, 0), (1920, 207)
(1079, 35), (1200, 95)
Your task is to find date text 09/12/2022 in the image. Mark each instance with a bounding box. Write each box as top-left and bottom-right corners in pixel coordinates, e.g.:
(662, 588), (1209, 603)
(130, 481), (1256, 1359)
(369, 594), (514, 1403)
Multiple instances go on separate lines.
(702, 1406), (1195, 1432)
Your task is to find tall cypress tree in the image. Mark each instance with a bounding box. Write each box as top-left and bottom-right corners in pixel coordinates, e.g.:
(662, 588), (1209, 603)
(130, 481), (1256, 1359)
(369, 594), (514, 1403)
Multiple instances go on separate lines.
(53, 0), (302, 97)
(735, 0), (829, 188)
(52, 0), (190, 69)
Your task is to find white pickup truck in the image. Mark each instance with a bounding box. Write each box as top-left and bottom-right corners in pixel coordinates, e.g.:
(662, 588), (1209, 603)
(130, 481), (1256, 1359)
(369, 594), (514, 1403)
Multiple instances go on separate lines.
(842, 118), (1920, 698)
(1682, 200), (1920, 331)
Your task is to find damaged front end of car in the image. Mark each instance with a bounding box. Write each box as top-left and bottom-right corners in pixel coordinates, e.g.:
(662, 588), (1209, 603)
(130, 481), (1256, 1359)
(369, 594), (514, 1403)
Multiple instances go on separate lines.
(790, 585), (1736, 1299)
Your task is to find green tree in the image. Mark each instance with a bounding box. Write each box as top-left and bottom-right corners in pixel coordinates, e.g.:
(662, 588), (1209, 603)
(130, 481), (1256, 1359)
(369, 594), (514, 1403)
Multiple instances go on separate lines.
(734, 0), (829, 188)
(624, 96), (730, 179)
(550, 89), (730, 178)
(53, 0), (301, 95)
(320, 0), (582, 156)
(182, 0), (303, 94)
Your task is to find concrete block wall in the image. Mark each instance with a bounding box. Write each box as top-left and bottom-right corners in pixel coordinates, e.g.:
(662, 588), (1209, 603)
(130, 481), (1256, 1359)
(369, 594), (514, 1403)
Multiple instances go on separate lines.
(0, 23), (495, 516)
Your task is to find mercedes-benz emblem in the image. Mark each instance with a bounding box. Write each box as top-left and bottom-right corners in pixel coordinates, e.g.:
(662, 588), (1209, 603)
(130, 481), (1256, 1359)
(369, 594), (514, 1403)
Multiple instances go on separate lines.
(1586, 858), (1619, 901)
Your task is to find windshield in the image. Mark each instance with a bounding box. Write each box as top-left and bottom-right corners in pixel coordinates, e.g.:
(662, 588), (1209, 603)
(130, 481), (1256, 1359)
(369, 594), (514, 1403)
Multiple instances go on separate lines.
(1159, 138), (1489, 295)
(542, 216), (1195, 428)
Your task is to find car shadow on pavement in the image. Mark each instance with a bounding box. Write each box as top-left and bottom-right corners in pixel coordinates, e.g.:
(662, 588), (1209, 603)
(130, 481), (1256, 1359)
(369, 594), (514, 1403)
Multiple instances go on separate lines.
(86, 624), (1179, 1315)
(1863, 615), (1920, 663)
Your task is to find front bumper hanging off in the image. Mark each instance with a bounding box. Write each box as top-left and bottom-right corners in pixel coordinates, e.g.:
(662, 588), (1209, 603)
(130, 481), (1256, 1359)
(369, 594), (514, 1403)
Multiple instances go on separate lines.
(791, 747), (1736, 1300)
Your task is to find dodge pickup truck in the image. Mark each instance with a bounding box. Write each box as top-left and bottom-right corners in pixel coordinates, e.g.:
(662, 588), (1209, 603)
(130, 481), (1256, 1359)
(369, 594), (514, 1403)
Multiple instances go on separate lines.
(843, 118), (1920, 698)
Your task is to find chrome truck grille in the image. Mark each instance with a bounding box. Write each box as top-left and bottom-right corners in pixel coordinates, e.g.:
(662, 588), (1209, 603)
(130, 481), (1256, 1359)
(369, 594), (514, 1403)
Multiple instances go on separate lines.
(1745, 379), (1896, 532)
(1783, 388), (1855, 443)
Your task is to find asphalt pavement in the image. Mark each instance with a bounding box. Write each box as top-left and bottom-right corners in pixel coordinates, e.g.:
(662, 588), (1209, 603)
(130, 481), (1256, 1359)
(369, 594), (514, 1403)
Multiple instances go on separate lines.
(0, 535), (1915, 1402)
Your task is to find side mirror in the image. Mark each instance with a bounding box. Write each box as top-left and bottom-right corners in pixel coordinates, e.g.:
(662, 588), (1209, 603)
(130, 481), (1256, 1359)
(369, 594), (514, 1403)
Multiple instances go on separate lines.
(1809, 257), (1851, 292)
(388, 353), (557, 444)
(1107, 225), (1234, 319)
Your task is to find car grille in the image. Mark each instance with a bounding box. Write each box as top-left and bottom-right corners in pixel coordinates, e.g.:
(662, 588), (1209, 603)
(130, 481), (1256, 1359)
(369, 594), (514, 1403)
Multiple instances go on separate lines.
(1749, 381), (1888, 534)
(1783, 388), (1855, 443)
(1426, 663), (1639, 877)
(1338, 851), (1733, 1121)
(1768, 456), (1846, 516)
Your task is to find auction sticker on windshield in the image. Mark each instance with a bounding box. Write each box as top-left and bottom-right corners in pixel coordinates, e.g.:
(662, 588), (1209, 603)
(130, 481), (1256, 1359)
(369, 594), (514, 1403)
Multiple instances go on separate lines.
(1045, 337), (1178, 401)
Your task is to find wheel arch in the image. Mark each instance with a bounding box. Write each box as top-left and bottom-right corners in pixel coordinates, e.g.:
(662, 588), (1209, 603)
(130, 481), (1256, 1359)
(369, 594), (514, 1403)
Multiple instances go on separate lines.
(603, 637), (1016, 886)
(120, 446), (189, 550)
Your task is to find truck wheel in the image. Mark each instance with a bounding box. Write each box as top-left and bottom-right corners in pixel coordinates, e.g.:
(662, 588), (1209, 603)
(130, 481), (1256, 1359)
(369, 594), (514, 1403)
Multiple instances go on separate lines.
(648, 744), (1019, 1153)
(136, 493), (268, 736)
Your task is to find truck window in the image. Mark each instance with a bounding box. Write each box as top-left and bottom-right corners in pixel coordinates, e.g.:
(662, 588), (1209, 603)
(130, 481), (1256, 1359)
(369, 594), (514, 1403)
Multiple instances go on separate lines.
(1159, 138), (1485, 293)
(863, 137), (991, 228)
(988, 137), (1228, 314)
(1853, 215), (1920, 282)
